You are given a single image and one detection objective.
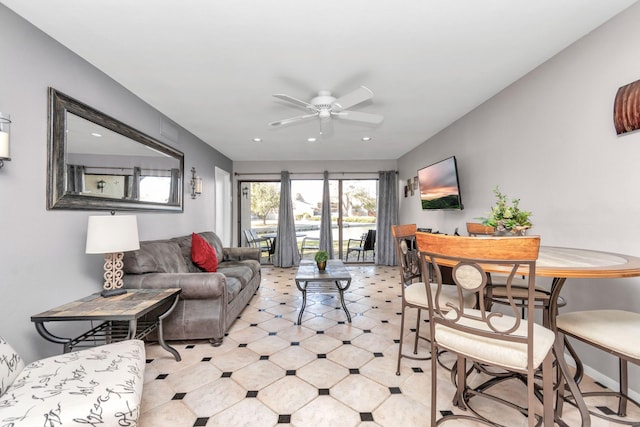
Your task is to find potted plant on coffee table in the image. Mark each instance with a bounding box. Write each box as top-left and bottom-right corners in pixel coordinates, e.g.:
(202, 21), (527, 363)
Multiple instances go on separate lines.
(314, 250), (329, 271)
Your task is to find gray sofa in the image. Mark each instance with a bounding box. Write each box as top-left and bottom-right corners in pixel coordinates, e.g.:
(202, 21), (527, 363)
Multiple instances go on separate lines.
(123, 231), (260, 346)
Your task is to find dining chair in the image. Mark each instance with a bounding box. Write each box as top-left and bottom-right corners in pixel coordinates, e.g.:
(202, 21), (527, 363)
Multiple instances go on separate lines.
(391, 224), (475, 376)
(244, 229), (272, 261)
(466, 222), (565, 324)
(555, 309), (640, 423)
(416, 232), (556, 427)
(300, 236), (320, 258)
(346, 229), (376, 262)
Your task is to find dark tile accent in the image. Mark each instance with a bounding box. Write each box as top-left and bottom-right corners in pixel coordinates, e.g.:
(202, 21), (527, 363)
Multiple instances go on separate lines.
(338, 321), (345, 324)
(286, 370), (296, 376)
(291, 342), (300, 346)
(363, 329), (372, 333)
(374, 352), (384, 357)
(360, 412), (374, 422)
(349, 368), (360, 374)
(221, 372), (232, 378)
(201, 357), (212, 362)
(278, 414), (291, 423)
(258, 308), (265, 312)
(396, 312), (402, 316)
(342, 340), (351, 345)
(186, 344), (195, 349)
(317, 354), (326, 359)
(246, 390), (258, 398)
(260, 355), (269, 360)
(172, 393), (186, 400)
(410, 328), (416, 333)
(239, 343), (248, 348)
(393, 339), (400, 344)
(381, 320), (389, 323)
(389, 387), (402, 394)
(440, 410), (454, 417)
(250, 323), (258, 327)
(385, 300), (392, 303)
(319, 388), (330, 396)
(275, 315), (283, 318)
(146, 359), (154, 364)
(194, 418), (209, 427)
(280, 302), (286, 305)
(156, 374), (168, 380)
(597, 406), (616, 415)
(269, 332), (277, 336)
(317, 331), (324, 334)
(412, 367), (424, 373)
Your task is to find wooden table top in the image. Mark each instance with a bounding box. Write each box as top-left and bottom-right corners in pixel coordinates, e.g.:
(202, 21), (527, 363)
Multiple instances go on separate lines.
(31, 288), (181, 322)
(533, 246), (640, 279)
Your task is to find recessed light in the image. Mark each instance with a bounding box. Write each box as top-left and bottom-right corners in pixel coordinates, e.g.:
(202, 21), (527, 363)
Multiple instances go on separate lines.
(252, 138), (262, 142)
(307, 137), (317, 143)
(91, 132), (102, 137)
(361, 137), (372, 141)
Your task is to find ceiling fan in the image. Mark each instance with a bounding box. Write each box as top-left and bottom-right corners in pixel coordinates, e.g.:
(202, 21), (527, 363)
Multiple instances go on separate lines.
(268, 86), (384, 131)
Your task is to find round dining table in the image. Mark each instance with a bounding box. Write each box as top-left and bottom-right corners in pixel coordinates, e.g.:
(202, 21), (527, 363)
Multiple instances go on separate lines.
(492, 245), (640, 426)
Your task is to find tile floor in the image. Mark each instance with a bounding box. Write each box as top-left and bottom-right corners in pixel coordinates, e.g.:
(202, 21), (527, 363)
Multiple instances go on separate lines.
(139, 266), (637, 426)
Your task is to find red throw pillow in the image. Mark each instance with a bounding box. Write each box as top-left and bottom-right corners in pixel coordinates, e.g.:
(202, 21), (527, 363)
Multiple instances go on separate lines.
(191, 233), (218, 272)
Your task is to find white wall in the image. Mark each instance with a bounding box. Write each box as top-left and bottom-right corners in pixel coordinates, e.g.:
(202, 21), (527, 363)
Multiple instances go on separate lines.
(398, 3), (640, 393)
(0, 6), (232, 362)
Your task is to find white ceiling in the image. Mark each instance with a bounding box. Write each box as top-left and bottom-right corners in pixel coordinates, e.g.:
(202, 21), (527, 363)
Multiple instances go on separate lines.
(3, 0), (638, 161)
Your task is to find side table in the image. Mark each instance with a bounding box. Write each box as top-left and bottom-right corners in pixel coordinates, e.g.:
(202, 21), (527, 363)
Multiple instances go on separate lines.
(31, 288), (182, 361)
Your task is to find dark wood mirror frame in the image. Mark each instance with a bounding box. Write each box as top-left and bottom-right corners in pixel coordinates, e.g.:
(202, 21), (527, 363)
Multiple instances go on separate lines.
(47, 88), (184, 212)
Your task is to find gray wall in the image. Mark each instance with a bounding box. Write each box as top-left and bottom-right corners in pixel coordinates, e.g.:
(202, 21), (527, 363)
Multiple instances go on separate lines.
(0, 5), (232, 362)
(398, 3), (640, 394)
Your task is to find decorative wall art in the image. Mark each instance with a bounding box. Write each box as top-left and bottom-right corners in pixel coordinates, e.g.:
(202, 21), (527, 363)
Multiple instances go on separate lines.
(614, 78), (640, 135)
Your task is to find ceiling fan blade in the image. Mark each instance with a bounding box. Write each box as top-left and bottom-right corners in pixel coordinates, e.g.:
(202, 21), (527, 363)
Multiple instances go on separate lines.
(273, 94), (316, 111)
(331, 86), (374, 111)
(268, 112), (318, 127)
(334, 110), (384, 125)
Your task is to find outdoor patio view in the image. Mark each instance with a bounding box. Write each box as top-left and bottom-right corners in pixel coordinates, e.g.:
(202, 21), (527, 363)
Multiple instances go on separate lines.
(241, 179), (377, 263)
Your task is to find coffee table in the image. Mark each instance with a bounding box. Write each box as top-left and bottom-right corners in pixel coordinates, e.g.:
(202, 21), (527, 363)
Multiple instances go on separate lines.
(31, 288), (182, 361)
(295, 259), (352, 324)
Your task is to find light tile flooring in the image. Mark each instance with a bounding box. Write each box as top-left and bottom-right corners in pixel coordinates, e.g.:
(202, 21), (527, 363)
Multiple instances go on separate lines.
(139, 266), (637, 426)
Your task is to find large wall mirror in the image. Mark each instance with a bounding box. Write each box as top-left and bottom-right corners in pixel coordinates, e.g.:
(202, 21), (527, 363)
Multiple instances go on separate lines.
(47, 88), (184, 211)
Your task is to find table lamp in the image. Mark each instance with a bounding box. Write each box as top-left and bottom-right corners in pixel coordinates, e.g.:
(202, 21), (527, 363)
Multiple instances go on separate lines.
(86, 213), (140, 297)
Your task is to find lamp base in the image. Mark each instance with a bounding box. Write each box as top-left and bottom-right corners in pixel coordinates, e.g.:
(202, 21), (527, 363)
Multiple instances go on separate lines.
(101, 288), (127, 298)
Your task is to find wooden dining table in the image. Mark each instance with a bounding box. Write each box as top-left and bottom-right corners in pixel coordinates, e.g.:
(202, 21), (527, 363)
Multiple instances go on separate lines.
(483, 245), (640, 426)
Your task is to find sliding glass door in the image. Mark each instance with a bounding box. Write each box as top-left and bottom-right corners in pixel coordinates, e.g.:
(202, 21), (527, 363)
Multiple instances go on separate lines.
(239, 178), (377, 263)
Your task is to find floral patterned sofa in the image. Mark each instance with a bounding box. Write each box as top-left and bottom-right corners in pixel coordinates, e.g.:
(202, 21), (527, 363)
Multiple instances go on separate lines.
(0, 337), (145, 426)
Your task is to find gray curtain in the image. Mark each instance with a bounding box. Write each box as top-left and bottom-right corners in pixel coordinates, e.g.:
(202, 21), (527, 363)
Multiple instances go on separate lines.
(168, 168), (180, 204)
(67, 164), (85, 193)
(319, 171), (334, 258)
(376, 170), (398, 265)
(131, 167), (141, 200)
(273, 171), (301, 267)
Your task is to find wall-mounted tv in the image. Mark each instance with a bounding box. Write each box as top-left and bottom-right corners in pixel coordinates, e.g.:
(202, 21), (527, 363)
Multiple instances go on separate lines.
(417, 156), (463, 210)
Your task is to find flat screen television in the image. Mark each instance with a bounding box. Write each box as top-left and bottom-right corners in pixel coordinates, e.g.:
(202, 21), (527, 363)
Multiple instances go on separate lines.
(417, 156), (463, 210)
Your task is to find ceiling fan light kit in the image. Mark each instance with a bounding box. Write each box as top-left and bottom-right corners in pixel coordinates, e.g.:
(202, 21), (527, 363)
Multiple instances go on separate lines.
(268, 86), (384, 130)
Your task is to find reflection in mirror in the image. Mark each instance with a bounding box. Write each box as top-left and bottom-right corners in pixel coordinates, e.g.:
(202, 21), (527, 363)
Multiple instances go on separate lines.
(47, 88), (184, 211)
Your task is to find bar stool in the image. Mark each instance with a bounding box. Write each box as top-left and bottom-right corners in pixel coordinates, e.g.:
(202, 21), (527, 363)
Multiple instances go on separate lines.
(556, 309), (640, 423)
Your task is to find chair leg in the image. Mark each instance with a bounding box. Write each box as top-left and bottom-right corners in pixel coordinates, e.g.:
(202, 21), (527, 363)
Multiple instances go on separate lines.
(453, 355), (467, 410)
(413, 309), (421, 355)
(619, 358), (628, 416)
(431, 341), (438, 426)
(396, 304), (406, 376)
(542, 352), (554, 427)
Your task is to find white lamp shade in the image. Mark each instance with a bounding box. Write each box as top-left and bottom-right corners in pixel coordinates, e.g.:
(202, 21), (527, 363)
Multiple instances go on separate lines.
(86, 215), (140, 254)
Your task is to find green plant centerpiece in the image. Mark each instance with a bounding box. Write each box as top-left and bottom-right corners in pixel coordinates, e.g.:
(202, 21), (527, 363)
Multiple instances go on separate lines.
(314, 250), (329, 271)
(480, 186), (532, 235)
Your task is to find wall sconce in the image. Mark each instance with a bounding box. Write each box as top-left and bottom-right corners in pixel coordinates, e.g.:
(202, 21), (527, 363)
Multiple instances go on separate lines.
(97, 179), (106, 192)
(190, 167), (202, 199)
(0, 112), (11, 169)
(242, 185), (249, 199)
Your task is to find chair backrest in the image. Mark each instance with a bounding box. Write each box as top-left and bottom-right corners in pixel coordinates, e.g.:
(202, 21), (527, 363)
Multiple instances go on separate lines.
(0, 336), (25, 396)
(391, 224), (421, 284)
(415, 233), (540, 351)
(243, 229), (255, 246)
(466, 222), (495, 236)
(364, 229), (376, 250)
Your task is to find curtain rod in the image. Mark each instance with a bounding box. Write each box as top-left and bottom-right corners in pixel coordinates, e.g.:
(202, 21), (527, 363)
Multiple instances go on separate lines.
(234, 171), (397, 176)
